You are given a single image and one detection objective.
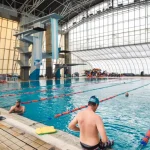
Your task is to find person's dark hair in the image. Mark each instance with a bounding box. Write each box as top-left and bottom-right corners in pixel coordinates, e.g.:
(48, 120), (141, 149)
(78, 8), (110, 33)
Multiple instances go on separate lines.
(88, 101), (96, 106)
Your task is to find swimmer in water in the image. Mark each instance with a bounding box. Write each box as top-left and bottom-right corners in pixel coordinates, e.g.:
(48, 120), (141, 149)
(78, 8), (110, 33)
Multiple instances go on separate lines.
(125, 92), (129, 97)
(9, 100), (25, 114)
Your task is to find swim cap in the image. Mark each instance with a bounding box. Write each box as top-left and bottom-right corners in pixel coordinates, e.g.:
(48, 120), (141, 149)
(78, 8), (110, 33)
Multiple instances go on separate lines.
(89, 96), (99, 105)
(16, 99), (21, 103)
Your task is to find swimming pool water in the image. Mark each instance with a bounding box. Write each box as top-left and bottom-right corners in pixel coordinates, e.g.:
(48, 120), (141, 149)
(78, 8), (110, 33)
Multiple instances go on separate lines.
(0, 78), (150, 150)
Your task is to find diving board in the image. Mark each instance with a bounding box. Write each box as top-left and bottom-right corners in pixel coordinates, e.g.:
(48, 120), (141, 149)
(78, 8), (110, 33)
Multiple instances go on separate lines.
(20, 13), (62, 28)
(14, 27), (46, 37)
(54, 63), (86, 67)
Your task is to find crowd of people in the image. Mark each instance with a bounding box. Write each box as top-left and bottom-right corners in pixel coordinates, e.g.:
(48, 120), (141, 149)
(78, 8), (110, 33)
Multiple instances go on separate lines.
(85, 69), (109, 78)
(85, 69), (124, 78)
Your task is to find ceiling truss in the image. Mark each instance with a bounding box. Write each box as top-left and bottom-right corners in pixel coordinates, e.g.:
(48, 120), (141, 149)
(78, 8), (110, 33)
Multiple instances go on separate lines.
(0, 0), (103, 24)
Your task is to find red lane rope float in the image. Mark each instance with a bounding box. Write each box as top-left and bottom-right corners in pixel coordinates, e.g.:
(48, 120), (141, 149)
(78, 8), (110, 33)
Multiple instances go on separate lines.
(54, 82), (150, 118)
(54, 96), (117, 118)
(140, 129), (150, 148)
(18, 79), (138, 105)
(0, 79), (121, 98)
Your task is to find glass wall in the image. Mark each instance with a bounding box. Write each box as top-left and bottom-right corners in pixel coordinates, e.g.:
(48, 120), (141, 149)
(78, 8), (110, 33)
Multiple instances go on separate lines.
(0, 17), (19, 74)
(65, 0), (150, 74)
(71, 54), (92, 75)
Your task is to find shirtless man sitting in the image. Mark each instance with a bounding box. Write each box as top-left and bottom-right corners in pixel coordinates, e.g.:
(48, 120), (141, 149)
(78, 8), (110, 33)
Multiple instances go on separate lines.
(9, 100), (25, 115)
(69, 96), (114, 150)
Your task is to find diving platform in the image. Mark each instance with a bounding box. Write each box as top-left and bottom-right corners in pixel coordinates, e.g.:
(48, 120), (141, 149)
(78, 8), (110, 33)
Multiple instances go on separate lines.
(20, 13), (62, 28)
(15, 60), (30, 67)
(14, 47), (32, 56)
(14, 13), (61, 37)
(17, 35), (33, 44)
(14, 28), (45, 37)
(59, 50), (71, 54)
(54, 63), (86, 68)
(42, 52), (65, 59)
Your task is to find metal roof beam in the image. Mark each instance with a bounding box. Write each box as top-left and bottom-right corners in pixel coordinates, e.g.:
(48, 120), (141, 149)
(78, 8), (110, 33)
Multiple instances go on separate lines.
(37, 0), (55, 16)
(18, 0), (31, 12)
(27, 0), (45, 15)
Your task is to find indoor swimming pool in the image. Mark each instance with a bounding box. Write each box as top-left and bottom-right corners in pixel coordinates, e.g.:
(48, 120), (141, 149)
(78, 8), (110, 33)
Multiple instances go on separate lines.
(0, 78), (150, 150)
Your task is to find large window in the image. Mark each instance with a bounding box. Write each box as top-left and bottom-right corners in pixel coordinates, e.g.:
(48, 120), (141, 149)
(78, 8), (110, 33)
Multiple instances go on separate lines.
(0, 17), (19, 74)
(71, 54), (92, 75)
(65, 0), (150, 74)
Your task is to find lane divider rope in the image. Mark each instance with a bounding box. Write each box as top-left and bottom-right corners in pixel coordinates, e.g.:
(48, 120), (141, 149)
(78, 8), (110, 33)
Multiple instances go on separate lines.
(21, 80), (139, 105)
(54, 82), (150, 118)
(0, 79), (122, 98)
(1, 80), (139, 108)
(29, 81), (150, 126)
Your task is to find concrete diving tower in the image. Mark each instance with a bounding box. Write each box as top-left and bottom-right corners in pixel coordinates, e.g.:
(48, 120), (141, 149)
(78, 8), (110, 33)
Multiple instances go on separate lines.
(14, 13), (62, 80)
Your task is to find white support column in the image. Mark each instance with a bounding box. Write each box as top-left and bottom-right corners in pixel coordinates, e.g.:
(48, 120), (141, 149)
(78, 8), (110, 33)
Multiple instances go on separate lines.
(30, 23), (43, 80)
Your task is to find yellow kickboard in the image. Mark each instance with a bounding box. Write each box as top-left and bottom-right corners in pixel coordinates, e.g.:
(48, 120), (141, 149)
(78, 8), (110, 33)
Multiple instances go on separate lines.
(36, 126), (57, 135)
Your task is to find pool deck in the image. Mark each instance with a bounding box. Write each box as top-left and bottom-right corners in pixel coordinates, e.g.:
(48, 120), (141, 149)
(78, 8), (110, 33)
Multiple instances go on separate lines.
(0, 108), (81, 150)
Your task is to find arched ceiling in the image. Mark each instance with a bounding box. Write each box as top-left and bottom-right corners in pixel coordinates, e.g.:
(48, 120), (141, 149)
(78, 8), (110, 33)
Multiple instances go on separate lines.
(72, 44), (150, 74)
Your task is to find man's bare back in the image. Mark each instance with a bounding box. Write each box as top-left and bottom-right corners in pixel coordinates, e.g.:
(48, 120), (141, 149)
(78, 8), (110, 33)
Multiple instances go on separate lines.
(77, 109), (107, 146)
(69, 96), (114, 149)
